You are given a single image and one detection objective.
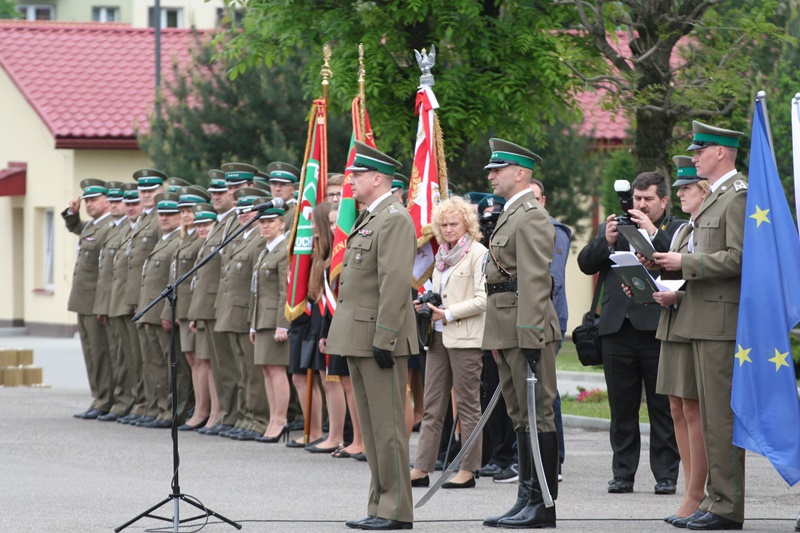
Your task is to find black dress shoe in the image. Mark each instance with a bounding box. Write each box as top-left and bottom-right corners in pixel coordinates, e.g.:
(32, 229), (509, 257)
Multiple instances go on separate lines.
(287, 437), (323, 449)
(237, 429), (261, 441)
(607, 477), (634, 493)
(410, 475), (429, 488)
(220, 427), (244, 438)
(687, 512), (743, 530)
(148, 418), (172, 429)
(73, 408), (92, 419)
(81, 409), (107, 420)
(672, 510), (708, 529)
(351, 452), (368, 462)
(117, 413), (140, 425)
(655, 478), (677, 495)
(97, 412), (121, 422)
(442, 477), (475, 489)
(134, 415), (156, 427)
(345, 516), (376, 529)
(358, 517), (412, 530)
(664, 514), (679, 523)
(306, 442), (341, 453)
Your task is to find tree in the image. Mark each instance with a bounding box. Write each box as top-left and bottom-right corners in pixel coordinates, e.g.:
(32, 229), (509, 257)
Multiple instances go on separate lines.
(555, 0), (783, 174)
(0, 0), (20, 19)
(215, 0), (596, 181)
(139, 34), (351, 181)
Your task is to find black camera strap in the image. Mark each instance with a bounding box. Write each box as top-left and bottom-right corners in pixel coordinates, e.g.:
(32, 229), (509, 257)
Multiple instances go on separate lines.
(488, 238), (514, 280)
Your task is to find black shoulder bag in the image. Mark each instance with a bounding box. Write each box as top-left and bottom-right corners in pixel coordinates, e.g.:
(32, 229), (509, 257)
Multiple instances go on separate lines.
(571, 274), (604, 366)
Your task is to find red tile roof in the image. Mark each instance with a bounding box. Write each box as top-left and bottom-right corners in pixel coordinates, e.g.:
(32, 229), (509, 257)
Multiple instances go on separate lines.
(0, 21), (205, 149)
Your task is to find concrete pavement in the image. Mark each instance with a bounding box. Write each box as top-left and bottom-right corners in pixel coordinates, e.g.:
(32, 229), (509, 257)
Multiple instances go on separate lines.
(1, 333), (798, 532)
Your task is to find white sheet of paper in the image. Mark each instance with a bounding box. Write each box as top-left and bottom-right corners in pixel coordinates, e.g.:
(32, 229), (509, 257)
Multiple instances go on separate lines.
(609, 251), (642, 266)
(655, 278), (685, 292)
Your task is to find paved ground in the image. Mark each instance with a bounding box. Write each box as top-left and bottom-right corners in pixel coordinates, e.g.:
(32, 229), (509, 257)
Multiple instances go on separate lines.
(1, 334), (798, 532)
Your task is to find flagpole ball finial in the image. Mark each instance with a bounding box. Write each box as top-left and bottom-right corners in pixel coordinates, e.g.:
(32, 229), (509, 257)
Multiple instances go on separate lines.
(414, 44), (436, 87)
(757, 90), (766, 99)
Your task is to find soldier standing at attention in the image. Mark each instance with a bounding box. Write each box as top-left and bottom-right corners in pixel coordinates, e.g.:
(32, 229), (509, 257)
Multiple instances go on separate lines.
(658, 122), (747, 531)
(327, 141), (417, 531)
(92, 182), (132, 422)
(481, 138), (562, 529)
(64, 179), (115, 420)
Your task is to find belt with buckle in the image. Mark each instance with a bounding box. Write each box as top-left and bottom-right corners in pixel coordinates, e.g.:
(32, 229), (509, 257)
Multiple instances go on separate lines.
(486, 279), (517, 295)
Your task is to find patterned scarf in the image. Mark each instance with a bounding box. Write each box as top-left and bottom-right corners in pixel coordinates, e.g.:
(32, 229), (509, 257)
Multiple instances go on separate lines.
(435, 234), (472, 272)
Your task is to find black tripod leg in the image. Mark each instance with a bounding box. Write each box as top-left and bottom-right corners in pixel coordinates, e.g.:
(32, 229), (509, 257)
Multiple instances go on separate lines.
(180, 495), (243, 529)
(114, 495), (174, 532)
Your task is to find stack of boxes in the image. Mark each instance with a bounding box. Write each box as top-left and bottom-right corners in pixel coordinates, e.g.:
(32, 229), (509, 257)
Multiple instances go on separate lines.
(0, 348), (44, 386)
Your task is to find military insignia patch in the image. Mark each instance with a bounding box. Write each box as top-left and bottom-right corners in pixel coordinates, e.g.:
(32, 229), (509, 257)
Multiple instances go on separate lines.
(388, 205), (398, 214)
(734, 180), (747, 191)
(357, 229), (373, 237)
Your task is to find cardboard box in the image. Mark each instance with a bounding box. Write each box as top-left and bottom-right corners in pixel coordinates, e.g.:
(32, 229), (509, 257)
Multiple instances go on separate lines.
(0, 349), (17, 367)
(2, 366), (23, 387)
(23, 366), (43, 385)
(16, 349), (33, 366)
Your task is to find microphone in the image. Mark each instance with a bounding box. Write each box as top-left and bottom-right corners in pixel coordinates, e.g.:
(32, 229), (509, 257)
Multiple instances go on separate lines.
(237, 197), (285, 214)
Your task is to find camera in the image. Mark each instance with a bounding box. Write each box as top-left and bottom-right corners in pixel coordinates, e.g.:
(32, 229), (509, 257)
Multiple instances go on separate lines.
(613, 180), (636, 227)
(417, 290), (443, 321)
(479, 204), (503, 247)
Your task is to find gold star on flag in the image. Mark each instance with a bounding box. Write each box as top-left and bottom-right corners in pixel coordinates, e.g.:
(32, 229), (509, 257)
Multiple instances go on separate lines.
(768, 348), (790, 371)
(750, 205), (770, 227)
(734, 344), (752, 366)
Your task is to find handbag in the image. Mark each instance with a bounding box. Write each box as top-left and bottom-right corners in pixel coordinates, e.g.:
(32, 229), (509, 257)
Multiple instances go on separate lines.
(571, 274), (603, 366)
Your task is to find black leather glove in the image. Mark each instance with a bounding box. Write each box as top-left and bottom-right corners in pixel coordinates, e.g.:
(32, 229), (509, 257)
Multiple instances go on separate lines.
(372, 347), (395, 369)
(521, 348), (541, 373)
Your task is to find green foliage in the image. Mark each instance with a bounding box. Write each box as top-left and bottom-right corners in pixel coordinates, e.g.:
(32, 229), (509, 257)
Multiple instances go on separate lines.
(138, 33), (351, 181)
(0, 0), (20, 19)
(215, 0), (593, 167)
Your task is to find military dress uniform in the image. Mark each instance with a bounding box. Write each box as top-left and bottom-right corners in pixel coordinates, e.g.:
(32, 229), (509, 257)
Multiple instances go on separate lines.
(480, 139), (562, 529)
(64, 179), (116, 419)
(110, 185), (146, 424)
(670, 122), (748, 527)
(137, 192), (187, 426)
(214, 187), (269, 441)
(326, 142), (417, 529)
(92, 181), (132, 421)
(188, 178), (240, 435)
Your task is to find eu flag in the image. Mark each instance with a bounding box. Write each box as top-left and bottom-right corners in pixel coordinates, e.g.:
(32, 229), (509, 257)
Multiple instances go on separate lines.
(731, 99), (800, 486)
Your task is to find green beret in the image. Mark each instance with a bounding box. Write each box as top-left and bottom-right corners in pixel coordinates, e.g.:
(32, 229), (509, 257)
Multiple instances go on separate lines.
(154, 192), (180, 213)
(133, 168), (167, 190)
(687, 121), (744, 151)
(484, 138), (542, 171)
(221, 162), (258, 185)
(345, 141), (402, 176)
(266, 162), (301, 184)
(80, 178), (108, 199)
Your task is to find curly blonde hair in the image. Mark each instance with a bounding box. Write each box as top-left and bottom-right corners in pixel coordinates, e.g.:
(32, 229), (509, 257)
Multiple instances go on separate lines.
(431, 196), (482, 244)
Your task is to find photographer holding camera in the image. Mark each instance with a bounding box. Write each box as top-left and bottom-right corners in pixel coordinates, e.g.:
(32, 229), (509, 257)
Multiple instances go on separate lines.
(577, 171), (685, 496)
(409, 196), (487, 490)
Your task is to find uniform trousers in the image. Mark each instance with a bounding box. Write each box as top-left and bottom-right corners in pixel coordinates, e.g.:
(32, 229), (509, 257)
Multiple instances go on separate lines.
(77, 313), (112, 412)
(601, 319), (679, 482)
(347, 355), (413, 524)
(137, 324), (161, 418)
(414, 332), (484, 473)
(693, 339), (745, 523)
(121, 314), (146, 416)
(481, 351), (516, 469)
(496, 343), (557, 433)
(107, 316), (133, 415)
(203, 319), (240, 426)
(229, 332), (268, 434)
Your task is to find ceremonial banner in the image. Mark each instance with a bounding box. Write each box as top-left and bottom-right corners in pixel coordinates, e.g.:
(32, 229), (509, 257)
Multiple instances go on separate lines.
(790, 95), (800, 235)
(329, 95), (376, 294)
(408, 84), (447, 288)
(285, 99), (328, 321)
(731, 97), (800, 485)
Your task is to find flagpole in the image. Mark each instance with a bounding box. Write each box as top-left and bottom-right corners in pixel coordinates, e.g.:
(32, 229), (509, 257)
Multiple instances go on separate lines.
(792, 94), (800, 236)
(358, 43), (366, 139)
(756, 91), (777, 168)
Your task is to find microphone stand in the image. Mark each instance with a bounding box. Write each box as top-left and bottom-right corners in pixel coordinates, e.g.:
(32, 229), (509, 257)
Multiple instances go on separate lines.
(115, 210), (265, 532)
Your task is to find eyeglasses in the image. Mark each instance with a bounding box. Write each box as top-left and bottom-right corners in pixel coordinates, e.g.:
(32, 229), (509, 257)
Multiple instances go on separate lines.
(326, 191), (342, 199)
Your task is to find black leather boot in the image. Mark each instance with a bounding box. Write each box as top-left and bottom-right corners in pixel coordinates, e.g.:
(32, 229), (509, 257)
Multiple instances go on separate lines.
(497, 431), (558, 529)
(483, 431), (532, 527)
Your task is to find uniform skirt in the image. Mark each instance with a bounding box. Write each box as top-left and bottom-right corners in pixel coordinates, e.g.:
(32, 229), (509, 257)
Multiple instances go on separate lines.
(656, 340), (698, 400)
(179, 323), (196, 354)
(254, 329), (290, 366)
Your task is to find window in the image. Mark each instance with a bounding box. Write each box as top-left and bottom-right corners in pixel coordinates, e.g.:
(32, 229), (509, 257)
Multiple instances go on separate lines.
(148, 7), (182, 28)
(43, 209), (54, 290)
(92, 7), (119, 23)
(216, 7), (245, 28)
(17, 5), (55, 20)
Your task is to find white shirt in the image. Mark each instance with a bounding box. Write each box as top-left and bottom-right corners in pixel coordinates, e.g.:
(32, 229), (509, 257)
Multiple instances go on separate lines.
(162, 228), (180, 241)
(710, 169), (738, 193)
(366, 191), (394, 213)
(503, 188), (529, 211)
(267, 233), (286, 253)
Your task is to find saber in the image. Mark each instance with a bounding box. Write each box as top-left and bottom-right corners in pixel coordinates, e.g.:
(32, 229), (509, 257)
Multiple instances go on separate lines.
(527, 366), (554, 508)
(415, 383), (503, 508)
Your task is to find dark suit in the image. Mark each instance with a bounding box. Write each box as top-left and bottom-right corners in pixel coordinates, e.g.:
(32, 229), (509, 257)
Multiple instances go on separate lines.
(577, 212), (684, 484)
(671, 173), (747, 523)
(327, 194), (417, 524)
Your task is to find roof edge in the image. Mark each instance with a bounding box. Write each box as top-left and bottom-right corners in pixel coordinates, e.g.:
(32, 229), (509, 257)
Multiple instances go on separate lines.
(55, 138), (140, 150)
